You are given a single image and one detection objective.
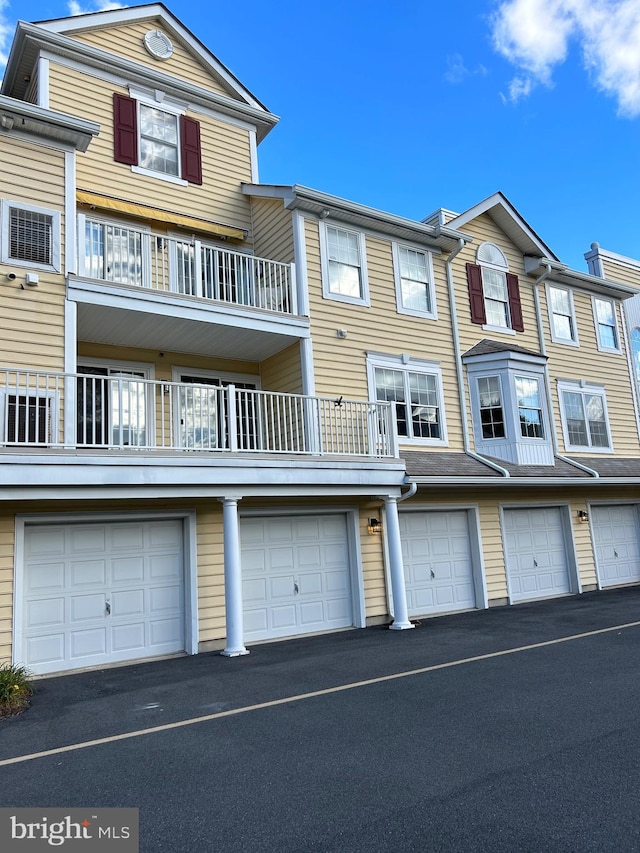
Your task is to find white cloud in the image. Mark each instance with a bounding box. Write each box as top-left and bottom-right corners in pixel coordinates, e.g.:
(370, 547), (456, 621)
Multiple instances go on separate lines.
(492, 0), (640, 117)
(68, 1), (125, 15)
(444, 53), (489, 85)
(0, 0), (13, 70)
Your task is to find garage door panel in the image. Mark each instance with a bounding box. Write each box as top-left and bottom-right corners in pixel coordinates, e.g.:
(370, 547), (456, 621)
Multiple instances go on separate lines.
(401, 511), (477, 618)
(27, 527), (65, 556)
(23, 520), (185, 674)
(593, 505), (640, 587)
(112, 557), (144, 583)
(241, 514), (353, 642)
(504, 507), (571, 603)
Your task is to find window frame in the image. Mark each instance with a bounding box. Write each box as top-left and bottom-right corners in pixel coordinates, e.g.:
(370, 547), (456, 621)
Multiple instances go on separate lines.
(514, 374), (545, 440)
(476, 374), (506, 440)
(557, 380), (613, 453)
(546, 283), (579, 346)
(319, 220), (369, 306)
(592, 295), (621, 354)
(129, 89), (188, 187)
(392, 241), (437, 320)
(1, 199), (61, 272)
(366, 353), (448, 446)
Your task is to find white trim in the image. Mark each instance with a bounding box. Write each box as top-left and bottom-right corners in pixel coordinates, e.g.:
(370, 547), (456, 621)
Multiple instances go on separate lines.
(13, 509), (198, 669)
(366, 352), (449, 447)
(1, 199), (61, 272)
(557, 379), (614, 453)
(482, 324), (516, 336)
(36, 57), (49, 108)
(592, 295), (622, 354)
(319, 219), (370, 307)
(392, 241), (437, 320)
(292, 210), (310, 317)
(546, 282), (579, 347)
(171, 365), (260, 387)
(64, 150), (76, 275)
(39, 51), (265, 135)
(300, 338), (316, 397)
(37, 5), (266, 110)
(63, 300), (77, 447)
(249, 130), (259, 183)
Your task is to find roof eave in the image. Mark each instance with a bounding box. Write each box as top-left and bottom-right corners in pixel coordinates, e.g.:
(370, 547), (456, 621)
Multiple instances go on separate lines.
(0, 94), (99, 150)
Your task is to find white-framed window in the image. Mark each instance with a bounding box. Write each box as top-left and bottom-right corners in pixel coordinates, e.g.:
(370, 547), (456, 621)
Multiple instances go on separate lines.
(129, 90), (188, 187)
(547, 284), (578, 345)
(631, 328), (640, 386)
(80, 214), (149, 287)
(1, 200), (61, 272)
(558, 381), (612, 451)
(392, 242), (436, 319)
(592, 296), (621, 353)
(477, 243), (511, 330)
(319, 221), (369, 305)
(477, 375), (505, 439)
(366, 354), (447, 445)
(515, 375), (544, 439)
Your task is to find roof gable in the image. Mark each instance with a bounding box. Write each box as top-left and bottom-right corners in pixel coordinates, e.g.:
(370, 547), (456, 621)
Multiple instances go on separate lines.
(447, 192), (560, 262)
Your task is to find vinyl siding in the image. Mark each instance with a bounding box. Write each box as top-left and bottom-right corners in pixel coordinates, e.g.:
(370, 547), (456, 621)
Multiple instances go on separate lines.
(260, 343), (303, 394)
(48, 63), (254, 238)
(250, 198), (295, 264)
(196, 504), (225, 642)
(304, 218), (464, 450)
(541, 286), (640, 456)
(360, 508), (387, 617)
(0, 136), (66, 370)
(600, 256), (640, 290)
(0, 515), (13, 665)
(70, 23), (237, 98)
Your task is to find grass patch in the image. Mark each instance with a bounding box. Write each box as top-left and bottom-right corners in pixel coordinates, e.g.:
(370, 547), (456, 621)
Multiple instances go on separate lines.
(0, 663), (33, 718)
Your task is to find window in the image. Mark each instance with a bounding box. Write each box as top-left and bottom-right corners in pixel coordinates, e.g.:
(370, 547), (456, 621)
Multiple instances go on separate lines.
(113, 92), (202, 185)
(1, 200), (60, 271)
(477, 376), (505, 438)
(547, 285), (578, 345)
(83, 218), (145, 287)
(593, 297), (620, 352)
(367, 355), (446, 444)
(559, 383), (611, 450)
(466, 243), (523, 332)
(393, 243), (436, 318)
(631, 328), (640, 384)
(77, 364), (152, 447)
(320, 222), (368, 305)
(515, 376), (544, 439)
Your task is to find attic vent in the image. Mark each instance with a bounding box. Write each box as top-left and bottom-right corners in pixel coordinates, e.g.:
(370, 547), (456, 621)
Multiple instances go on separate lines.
(143, 30), (174, 60)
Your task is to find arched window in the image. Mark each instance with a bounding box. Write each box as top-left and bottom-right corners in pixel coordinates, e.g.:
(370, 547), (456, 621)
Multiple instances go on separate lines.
(466, 243), (523, 331)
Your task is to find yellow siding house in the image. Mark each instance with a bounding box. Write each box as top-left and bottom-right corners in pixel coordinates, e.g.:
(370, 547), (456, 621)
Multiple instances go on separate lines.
(1, 4), (639, 676)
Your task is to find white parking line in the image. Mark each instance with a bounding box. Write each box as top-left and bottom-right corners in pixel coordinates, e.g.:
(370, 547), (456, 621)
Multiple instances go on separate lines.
(2, 619), (639, 768)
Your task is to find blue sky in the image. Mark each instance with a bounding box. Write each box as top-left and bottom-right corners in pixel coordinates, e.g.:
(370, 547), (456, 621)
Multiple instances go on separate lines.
(1, 0), (639, 272)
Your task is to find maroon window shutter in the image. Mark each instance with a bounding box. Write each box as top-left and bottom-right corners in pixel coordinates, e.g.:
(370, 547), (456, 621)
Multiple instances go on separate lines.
(180, 115), (203, 184)
(113, 93), (138, 166)
(506, 273), (524, 332)
(466, 263), (486, 325)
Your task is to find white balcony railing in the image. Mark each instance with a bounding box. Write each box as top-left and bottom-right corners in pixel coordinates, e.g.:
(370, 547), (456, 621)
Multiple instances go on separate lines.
(79, 217), (296, 315)
(0, 370), (398, 458)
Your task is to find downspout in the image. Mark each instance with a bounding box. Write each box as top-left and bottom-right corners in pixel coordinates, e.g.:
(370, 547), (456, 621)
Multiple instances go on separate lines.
(445, 238), (510, 477)
(532, 266), (599, 479)
(397, 480), (417, 503)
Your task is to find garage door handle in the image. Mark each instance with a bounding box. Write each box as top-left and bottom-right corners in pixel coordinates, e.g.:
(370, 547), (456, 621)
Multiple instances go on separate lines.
(105, 600), (111, 615)
(533, 560), (538, 567)
(293, 582), (299, 595)
(430, 570), (435, 579)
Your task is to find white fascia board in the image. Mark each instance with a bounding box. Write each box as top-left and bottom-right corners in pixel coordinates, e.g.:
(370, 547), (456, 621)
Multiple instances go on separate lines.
(588, 246), (640, 272)
(408, 477), (635, 487)
(0, 94), (99, 150)
(448, 192), (559, 261)
(552, 268), (639, 299)
(13, 24), (278, 138)
(35, 5), (267, 111)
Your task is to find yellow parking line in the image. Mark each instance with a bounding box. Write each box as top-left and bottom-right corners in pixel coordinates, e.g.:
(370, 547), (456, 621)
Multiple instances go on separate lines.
(2, 619), (639, 768)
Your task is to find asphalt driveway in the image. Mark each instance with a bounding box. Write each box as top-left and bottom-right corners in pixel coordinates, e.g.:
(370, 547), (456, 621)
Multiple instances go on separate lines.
(2, 587), (640, 851)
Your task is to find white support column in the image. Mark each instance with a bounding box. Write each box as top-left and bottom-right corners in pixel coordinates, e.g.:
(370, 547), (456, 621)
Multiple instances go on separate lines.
(220, 497), (249, 657)
(385, 496), (414, 631)
(63, 299), (77, 448)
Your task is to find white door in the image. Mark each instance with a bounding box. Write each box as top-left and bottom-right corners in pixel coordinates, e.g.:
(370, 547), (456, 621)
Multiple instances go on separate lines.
(400, 510), (477, 617)
(503, 507), (571, 603)
(23, 520), (185, 675)
(241, 515), (353, 642)
(592, 505), (640, 587)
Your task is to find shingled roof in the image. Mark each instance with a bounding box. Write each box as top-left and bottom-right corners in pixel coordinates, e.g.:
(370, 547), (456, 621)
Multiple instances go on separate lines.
(462, 339), (545, 360)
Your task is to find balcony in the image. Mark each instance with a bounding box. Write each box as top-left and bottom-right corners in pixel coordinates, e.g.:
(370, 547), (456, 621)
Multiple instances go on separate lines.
(69, 218), (307, 361)
(0, 370), (398, 459)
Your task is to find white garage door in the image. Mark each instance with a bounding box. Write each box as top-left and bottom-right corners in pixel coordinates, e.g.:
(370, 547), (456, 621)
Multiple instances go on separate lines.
(241, 515), (353, 642)
(400, 510), (477, 617)
(23, 520), (185, 675)
(592, 505), (640, 587)
(503, 507), (571, 603)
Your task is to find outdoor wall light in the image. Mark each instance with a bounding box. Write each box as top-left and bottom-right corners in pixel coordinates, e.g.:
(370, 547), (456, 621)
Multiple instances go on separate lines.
(577, 509), (589, 522)
(367, 517), (382, 535)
